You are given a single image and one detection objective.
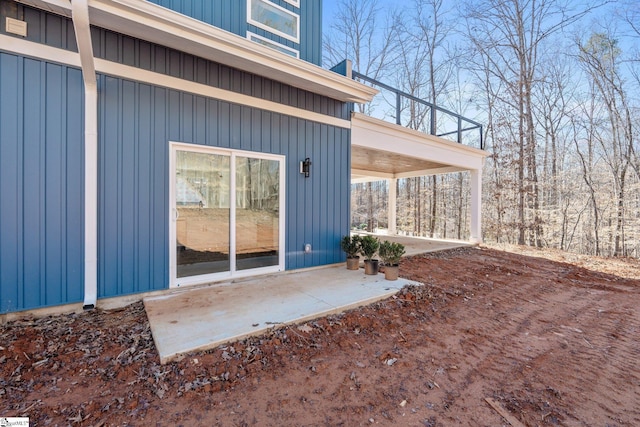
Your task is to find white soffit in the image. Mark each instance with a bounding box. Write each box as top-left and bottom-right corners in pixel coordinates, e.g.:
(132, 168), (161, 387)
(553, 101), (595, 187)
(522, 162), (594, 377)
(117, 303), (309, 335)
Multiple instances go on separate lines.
(17, 0), (377, 104)
(351, 112), (488, 174)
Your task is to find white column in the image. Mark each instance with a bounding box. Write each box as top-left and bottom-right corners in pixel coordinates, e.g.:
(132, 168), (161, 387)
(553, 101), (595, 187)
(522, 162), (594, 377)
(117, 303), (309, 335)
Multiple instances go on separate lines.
(469, 169), (482, 244)
(388, 178), (397, 235)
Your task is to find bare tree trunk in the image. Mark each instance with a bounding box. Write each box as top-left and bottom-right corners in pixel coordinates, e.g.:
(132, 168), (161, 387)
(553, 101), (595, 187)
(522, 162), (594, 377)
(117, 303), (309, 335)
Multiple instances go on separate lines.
(429, 175), (437, 238)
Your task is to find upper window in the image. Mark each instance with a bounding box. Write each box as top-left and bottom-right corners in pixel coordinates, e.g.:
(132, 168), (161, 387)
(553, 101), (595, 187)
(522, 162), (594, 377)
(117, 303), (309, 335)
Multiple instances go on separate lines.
(248, 0), (299, 43)
(248, 32), (299, 58)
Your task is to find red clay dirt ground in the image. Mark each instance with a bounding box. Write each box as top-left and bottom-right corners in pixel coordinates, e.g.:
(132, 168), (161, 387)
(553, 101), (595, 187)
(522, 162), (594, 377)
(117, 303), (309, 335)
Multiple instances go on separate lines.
(2, 245), (639, 426)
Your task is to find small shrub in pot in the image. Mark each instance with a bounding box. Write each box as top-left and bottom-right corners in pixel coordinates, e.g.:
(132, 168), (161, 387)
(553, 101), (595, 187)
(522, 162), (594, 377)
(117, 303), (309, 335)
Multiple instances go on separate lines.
(340, 235), (361, 270)
(378, 240), (406, 280)
(359, 235), (380, 275)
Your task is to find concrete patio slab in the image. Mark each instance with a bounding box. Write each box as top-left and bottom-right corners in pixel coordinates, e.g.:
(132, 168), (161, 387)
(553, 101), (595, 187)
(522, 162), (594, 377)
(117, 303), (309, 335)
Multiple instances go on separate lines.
(144, 265), (419, 364)
(356, 233), (473, 257)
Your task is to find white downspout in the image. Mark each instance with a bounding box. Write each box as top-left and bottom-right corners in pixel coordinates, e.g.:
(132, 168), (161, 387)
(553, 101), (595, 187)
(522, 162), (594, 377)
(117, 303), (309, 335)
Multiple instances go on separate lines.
(71, 0), (98, 309)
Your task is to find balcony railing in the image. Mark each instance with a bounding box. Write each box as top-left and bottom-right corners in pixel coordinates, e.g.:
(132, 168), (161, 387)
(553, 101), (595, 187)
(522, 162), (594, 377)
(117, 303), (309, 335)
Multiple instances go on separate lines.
(352, 71), (484, 150)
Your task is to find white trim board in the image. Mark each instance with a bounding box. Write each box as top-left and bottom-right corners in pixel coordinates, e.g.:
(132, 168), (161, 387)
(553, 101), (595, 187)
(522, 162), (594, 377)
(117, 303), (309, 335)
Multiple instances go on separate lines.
(0, 35), (351, 129)
(16, 0), (377, 103)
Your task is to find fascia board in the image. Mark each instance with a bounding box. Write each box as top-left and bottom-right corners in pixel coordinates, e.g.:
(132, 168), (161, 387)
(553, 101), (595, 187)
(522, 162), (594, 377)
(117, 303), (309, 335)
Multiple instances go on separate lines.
(351, 113), (487, 171)
(16, 0), (72, 16)
(17, 0), (377, 103)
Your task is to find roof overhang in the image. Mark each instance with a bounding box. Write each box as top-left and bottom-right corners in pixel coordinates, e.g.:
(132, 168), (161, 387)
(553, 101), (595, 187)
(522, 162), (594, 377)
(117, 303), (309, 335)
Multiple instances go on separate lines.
(351, 112), (488, 182)
(17, 0), (378, 103)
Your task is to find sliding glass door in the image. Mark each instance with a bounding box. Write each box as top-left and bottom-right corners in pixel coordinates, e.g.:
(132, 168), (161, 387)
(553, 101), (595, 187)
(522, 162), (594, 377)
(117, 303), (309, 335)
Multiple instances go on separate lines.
(235, 156), (280, 271)
(170, 144), (284, 287)
(175, 150), (230, 278)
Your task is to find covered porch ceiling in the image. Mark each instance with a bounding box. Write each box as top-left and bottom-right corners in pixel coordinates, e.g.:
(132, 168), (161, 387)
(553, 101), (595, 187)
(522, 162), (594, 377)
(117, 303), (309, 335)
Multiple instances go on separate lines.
(352, 146), (454, 182)
(350, 113), (487, 183)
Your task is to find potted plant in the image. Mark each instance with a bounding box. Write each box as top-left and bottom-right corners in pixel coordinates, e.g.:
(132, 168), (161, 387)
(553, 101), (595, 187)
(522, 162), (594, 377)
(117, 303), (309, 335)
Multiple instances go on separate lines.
(340, 235), (361, 270)
(378, 240), (406, 280)
(359, 235), (380, 275)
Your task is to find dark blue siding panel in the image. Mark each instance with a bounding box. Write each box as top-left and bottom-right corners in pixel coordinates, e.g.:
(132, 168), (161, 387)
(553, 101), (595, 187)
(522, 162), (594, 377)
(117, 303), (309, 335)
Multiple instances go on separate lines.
(97, 72), (348, 297)
(91, 25), (346, 119)
(152, 87), (169, 288)
(98, 76), (172, 298)
(22, 59), (44, 309)
(136, 84), (153, 293)
(148, 0), (246, 37)
(0, 53), (21, 313)
(146, 0), (321, 66)
(0, 53), (84, 313)
(300, 0), (323, 66)
(9, 2), (341, 116)
(99, 76), (120, 298)
(17, 4), (78, 51)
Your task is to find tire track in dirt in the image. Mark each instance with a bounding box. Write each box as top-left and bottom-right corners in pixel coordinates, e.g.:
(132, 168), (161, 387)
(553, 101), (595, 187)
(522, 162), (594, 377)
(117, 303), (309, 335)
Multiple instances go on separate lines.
(452, 251), (640, 425)
(419, 248), (640, 426)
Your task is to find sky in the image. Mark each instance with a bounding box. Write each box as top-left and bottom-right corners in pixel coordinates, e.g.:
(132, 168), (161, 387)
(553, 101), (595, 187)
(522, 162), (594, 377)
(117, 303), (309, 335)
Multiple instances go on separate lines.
(322, 0), (412, 34)
(318, 0), (640, 133)
(319, 0), (638, 76)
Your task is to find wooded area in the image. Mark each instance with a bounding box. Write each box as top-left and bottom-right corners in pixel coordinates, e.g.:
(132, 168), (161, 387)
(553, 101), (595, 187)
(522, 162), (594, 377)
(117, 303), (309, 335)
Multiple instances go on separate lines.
(325, 0), (640, 257)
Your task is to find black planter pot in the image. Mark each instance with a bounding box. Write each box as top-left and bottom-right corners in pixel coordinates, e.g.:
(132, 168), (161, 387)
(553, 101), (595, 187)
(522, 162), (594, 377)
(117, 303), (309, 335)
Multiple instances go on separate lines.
(364, 259), (379, 275)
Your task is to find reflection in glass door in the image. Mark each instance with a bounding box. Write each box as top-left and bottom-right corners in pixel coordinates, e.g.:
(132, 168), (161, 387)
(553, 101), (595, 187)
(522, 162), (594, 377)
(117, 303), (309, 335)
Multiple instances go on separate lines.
(171, 144), (284, 287)
(175, 150), (230, 278)
(235, 156), (280, 270)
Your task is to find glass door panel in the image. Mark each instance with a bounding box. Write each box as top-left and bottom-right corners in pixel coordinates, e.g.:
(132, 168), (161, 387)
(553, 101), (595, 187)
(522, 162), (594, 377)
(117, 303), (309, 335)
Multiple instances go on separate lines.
(235, 156), (280, 271)
(175, 150), (230, 277)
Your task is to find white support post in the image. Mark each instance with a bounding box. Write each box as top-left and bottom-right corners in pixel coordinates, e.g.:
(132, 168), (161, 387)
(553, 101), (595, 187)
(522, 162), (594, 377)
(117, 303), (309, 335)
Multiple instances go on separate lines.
(388, 178), (397, 235)
(469, 169), (482, 244)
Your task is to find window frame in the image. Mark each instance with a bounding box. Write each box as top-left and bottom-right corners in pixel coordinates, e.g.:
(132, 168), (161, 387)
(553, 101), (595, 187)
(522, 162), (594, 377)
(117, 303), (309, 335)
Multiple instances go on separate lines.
(169, 142), (286, 288)
(247, 0), (300, 43)
(247, 31), (299, 58)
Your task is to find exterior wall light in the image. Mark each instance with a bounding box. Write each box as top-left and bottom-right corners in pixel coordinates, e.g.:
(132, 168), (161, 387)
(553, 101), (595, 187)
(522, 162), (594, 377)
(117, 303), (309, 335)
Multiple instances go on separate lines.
(300, 157), (311, 178)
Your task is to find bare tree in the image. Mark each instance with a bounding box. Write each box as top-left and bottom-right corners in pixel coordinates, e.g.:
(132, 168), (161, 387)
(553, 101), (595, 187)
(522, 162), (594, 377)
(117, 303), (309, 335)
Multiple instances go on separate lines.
(465, 0), (596, 247)
(324, 0), (400, 232)
(532, 50), (580, 249)
(333, 0), (640, 257)
(578, 32), (635, 256)
(392, 0), (458, 236)
(323, 0), (399, 114)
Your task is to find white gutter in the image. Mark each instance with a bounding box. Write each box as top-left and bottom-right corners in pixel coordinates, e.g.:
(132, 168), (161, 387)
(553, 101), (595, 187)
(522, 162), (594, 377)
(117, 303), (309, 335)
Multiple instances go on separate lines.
(70, 0), (98, 309)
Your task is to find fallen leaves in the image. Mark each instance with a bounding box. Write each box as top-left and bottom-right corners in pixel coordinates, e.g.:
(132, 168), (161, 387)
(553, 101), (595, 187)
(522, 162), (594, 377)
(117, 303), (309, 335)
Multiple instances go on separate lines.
(1, 247), (638, 425)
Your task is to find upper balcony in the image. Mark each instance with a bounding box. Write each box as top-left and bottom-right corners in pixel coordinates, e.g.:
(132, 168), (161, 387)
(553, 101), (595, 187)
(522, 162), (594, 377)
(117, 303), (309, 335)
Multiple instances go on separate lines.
(352, 71), (484, 151)
(330, 61), (486, 184)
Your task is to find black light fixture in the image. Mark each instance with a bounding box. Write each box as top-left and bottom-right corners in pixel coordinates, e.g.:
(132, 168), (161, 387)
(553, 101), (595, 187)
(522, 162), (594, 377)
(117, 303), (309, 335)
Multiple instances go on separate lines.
(300, 157), (311, 178)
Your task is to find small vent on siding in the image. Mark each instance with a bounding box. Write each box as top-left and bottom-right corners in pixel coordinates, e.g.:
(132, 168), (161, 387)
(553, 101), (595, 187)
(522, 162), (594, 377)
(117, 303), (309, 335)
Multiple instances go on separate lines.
(5, 17), (27, 37)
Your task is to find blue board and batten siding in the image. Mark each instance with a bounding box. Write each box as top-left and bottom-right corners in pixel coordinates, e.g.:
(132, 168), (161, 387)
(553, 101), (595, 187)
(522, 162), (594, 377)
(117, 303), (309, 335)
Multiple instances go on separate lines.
(0, 53), (85, 312)
(97, 77), (350, 299)
(147, 0), (323, 66)
(0, 1), (351, 314)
